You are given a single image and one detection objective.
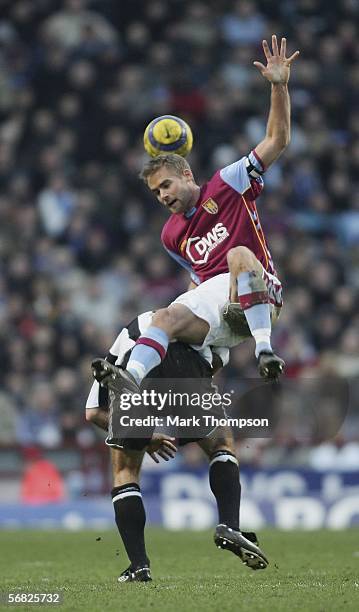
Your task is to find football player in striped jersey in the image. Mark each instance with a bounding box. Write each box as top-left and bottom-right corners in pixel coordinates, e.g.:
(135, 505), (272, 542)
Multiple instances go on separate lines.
(87, 311), (268, 582)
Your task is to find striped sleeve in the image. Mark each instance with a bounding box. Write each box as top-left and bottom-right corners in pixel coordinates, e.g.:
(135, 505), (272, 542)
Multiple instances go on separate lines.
(220, 150), (265, 196)
(109, 327), (136, 366)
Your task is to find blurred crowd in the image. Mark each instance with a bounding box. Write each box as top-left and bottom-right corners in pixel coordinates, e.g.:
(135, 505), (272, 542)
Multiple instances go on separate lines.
(0, 0), (358, 469)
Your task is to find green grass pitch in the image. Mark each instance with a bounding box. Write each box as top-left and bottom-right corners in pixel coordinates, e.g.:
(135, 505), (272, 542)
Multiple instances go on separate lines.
(0, 529), (358, 611)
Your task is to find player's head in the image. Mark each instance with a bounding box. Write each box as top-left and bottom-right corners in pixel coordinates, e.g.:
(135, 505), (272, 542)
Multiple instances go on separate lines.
(140, 154), (199, 214)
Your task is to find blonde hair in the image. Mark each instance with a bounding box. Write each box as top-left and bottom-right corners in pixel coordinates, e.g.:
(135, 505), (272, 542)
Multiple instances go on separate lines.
(140, 154), (191, 184)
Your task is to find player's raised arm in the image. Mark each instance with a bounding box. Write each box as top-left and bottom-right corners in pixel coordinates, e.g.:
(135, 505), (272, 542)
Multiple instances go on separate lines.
(253, 35), (299, 169)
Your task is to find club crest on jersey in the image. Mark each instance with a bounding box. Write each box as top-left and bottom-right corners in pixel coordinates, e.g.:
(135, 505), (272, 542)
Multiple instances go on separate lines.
(202, 198), (218, 214)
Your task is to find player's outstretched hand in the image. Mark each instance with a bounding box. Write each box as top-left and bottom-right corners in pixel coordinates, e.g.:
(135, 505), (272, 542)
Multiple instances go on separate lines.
(253, 35), (299, 84)
(147, 433), (177, 463)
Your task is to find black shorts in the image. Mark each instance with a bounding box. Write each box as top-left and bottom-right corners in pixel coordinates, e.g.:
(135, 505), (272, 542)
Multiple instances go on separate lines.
(104, 341), (226, 451)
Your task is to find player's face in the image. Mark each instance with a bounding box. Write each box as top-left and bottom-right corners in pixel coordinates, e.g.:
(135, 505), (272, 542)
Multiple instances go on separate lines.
(148, 167), (196, 214)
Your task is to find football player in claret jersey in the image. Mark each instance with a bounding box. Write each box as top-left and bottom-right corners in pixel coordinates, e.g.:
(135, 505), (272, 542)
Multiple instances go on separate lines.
(97, 36), (299, 398)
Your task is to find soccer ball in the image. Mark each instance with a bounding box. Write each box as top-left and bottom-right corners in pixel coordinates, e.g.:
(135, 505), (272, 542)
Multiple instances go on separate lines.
(143, 115), (193, 158)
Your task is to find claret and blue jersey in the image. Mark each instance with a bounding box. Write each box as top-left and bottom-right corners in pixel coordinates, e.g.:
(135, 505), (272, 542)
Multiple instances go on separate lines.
(161, 150), (276, 285)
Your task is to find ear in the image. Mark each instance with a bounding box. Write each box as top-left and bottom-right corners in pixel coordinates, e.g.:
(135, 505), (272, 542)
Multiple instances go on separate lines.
(183, 169), (194, 180)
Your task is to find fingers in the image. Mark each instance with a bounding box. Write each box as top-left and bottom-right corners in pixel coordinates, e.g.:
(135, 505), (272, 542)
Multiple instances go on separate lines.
(262, 35), (279, 58)
(151, 434), (177, 453)
(149, 447), (176, 462)
(261, 35), (300, 64)
(253, 61), (266, 73)
(148, 452), (159, 464)
(287, 50), (300, 64)
(147, 434), (177, 462)
(279, 36), (300, 64)
(262, 39), (271, 61)
(158, 448), (176, 460)
(157, 444), (177, 458)
(161, 439), (177, 452)
(272, 34), (279, 56)
(161, 443), (177, 456)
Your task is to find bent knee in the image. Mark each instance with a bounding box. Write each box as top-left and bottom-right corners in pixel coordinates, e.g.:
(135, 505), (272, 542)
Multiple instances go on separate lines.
(227, 246), (260, 274)
(152, 305), (193, 339)
(152, 307), (172, 326)
(227, 246), (255, 265)
(199, 430), (236, 457)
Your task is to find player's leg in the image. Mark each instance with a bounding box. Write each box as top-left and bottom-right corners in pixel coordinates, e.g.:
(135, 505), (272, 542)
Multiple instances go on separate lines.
(85, 374), (152, 581)
(93, 304), (209, 391)
(92, 274), (240, 394)
(197, 429), (268, 570)
(126, 304), (209, 384)
(225, 246), (284, 379)
(197, 428), (241, 531)
(111, 447), (152, 582)
(86, 397), (175, 583)
(226, 246), (272, 356)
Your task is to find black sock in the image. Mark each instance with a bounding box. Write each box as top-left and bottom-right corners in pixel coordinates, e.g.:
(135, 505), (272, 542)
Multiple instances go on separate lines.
(209, 451), (241, 530)
(111, 483), (149, 569)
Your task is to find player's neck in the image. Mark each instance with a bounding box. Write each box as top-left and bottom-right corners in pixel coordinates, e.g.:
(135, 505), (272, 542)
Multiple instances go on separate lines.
(182, 184), (201, 214)
(191, 184), (201, 207)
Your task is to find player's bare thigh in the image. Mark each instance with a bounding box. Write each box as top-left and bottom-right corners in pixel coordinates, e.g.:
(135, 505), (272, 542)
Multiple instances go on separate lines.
(152, 303), (209, 344)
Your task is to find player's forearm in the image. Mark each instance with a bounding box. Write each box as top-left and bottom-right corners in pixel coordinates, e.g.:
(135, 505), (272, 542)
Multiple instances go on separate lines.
(265, 83), (290, 148)
(86, 408), (109, 431)
(255, 83), (290, 167)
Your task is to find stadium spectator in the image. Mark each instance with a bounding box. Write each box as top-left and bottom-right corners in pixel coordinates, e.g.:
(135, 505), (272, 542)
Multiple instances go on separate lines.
(40, 0), (119, 51)
(37, 173), (76, 238)
(20, 446), (66, 504)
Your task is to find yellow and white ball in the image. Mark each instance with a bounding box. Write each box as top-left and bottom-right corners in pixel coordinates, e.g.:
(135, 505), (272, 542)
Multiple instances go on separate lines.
(143, 115), (193, 158)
